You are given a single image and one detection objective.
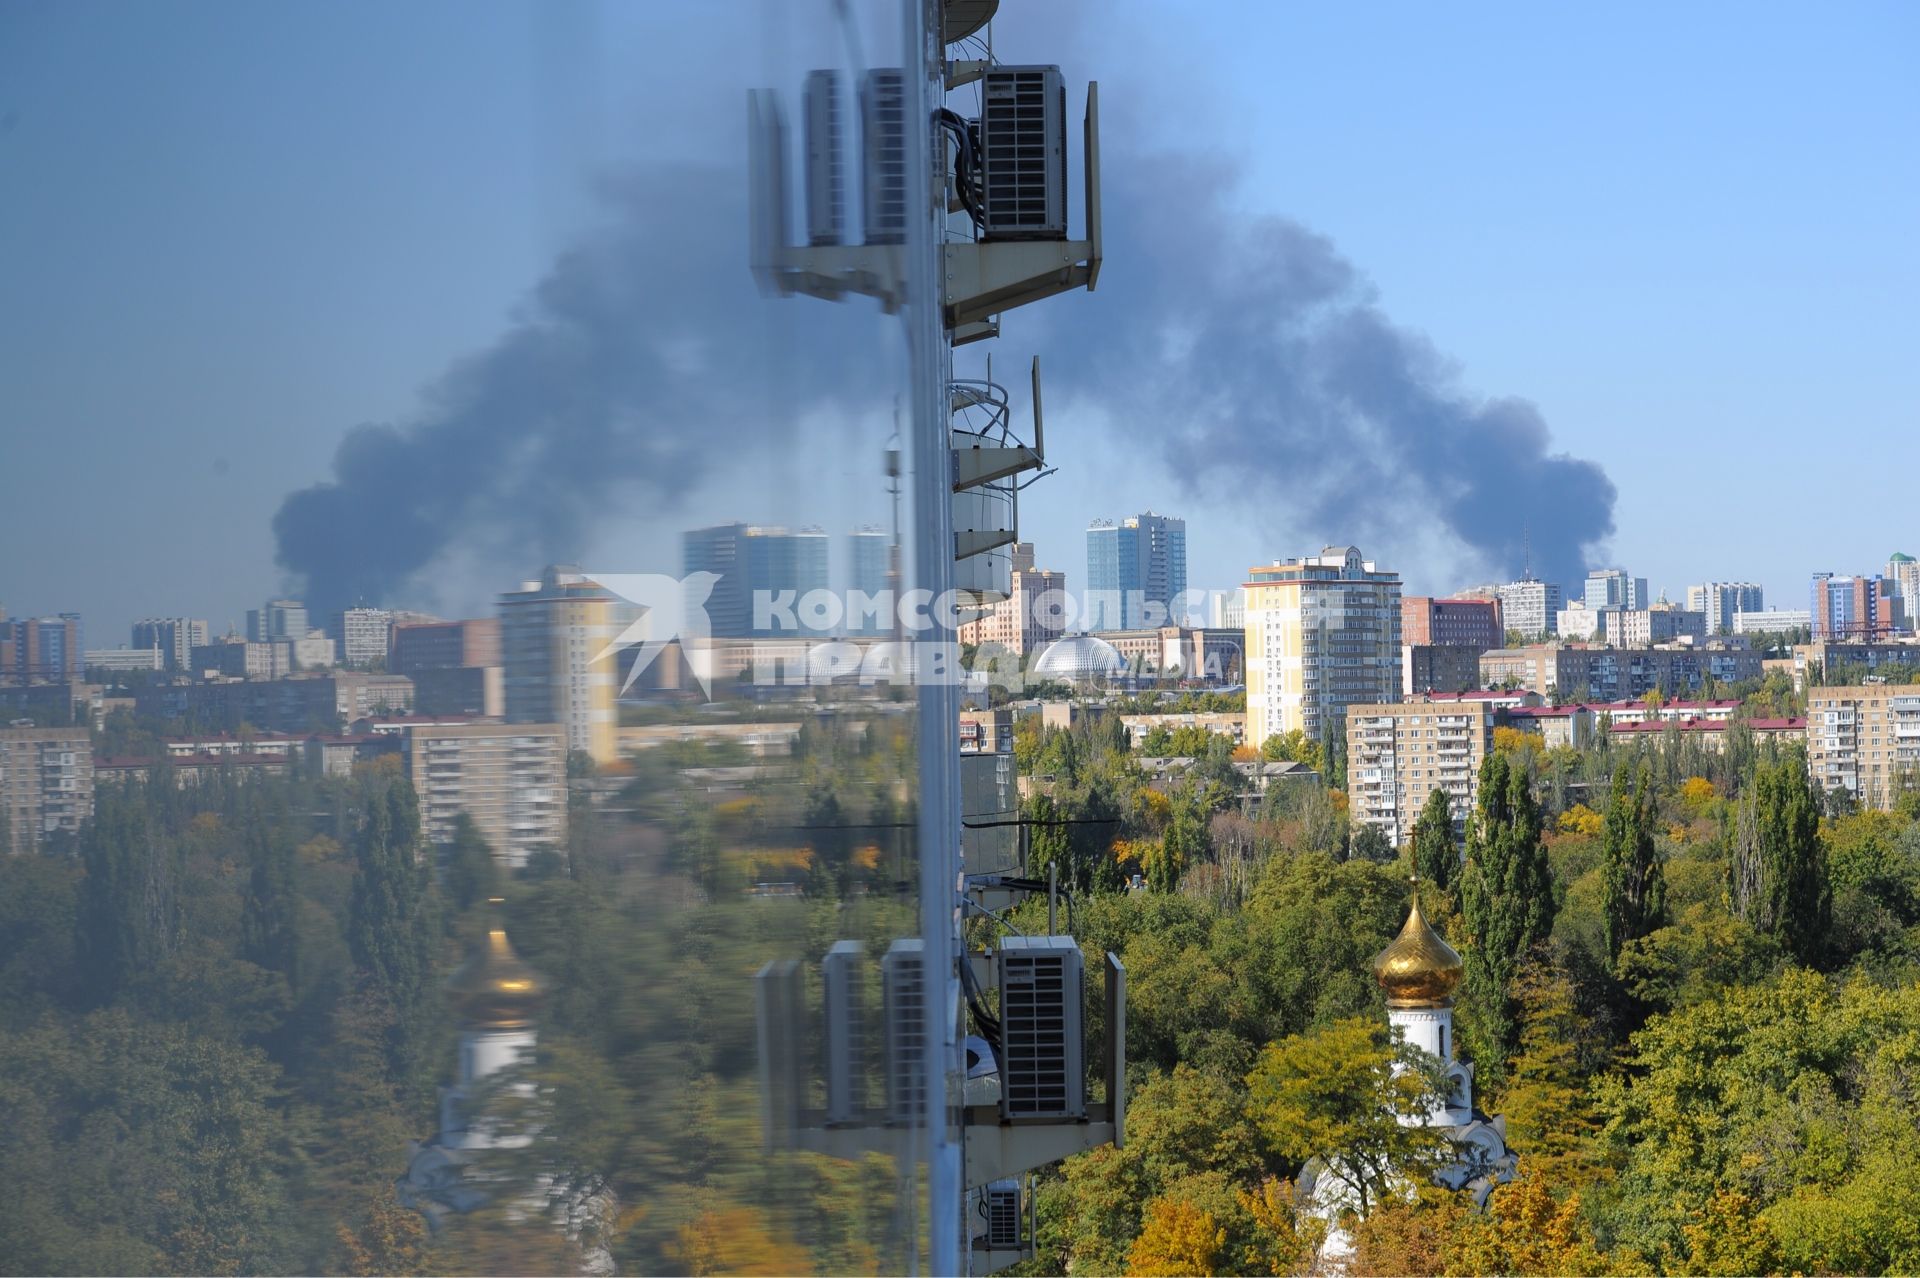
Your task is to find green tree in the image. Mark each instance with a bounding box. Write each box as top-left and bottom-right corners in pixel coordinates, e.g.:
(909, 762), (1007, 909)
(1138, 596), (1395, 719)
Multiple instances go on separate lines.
(240, 787), (302, 994)
(443, 811), (500, 914)
(1410, 787), (1457, 893)
(1728, 750), (1830, 967)
(1458, 751), (1554, 1086)
(1600, 761), (1667, 970)
(348, 779), (433, 1006)
(1245, 1018), (1446, 1221)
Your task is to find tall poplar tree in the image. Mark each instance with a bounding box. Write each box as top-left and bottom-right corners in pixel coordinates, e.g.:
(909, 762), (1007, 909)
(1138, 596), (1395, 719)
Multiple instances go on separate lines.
(1459, 752), (1554, 1085)
(1411, 787), (1458, 895)
(1729, 750), (1829, 967)
(1602, 761), (1667, 970)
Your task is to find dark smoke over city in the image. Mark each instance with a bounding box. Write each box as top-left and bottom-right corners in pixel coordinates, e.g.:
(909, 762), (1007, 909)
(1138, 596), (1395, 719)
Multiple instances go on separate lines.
(1040, 156), (1616, 587)
(274, 153), (1614, 610)
(271, 166), (881, 617)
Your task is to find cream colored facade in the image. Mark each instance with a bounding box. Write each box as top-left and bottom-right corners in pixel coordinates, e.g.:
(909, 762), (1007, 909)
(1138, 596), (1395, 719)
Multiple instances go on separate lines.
(1244, 546), (1401, 748)
(499, 567), (618, 765)
(957, 564), (1066, 656)
(1807, 684), (1920, 809)
(1346, 701), (1492, 847)
(0, 726), (93, 854)
(405, 723), (568, 868)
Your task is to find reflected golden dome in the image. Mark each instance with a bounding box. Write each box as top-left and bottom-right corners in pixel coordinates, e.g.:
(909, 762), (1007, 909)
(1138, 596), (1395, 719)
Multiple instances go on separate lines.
(1371, 893), (1464, 1007)
(449, 903), (545, 1030)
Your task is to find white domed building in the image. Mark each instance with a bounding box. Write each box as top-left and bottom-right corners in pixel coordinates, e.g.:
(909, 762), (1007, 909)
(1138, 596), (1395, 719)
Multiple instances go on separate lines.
(1029, 634), (1127, 684)
(1301, 892), (1518, 1263)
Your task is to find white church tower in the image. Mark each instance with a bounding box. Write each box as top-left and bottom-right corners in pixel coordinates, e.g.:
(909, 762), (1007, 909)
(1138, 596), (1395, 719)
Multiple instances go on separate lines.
(1369, 888), (1516, 1205)
(398, 900), (545, 1218)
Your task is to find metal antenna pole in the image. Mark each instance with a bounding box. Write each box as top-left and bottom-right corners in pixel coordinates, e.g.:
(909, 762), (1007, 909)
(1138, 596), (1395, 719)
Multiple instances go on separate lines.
(904, 0), (961, 1271)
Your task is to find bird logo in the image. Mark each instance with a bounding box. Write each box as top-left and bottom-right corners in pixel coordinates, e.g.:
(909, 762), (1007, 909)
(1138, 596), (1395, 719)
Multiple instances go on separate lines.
(585, 572), (721, 699)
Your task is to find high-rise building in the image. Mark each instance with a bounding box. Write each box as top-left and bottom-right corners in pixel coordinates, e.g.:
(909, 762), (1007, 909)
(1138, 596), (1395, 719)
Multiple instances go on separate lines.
(848, 527), (893, 636)
(247, 599), (309, 643)
(1685, 583), (1764, 636)
(1401, 597), (1502, 650)
(956, 544), (1066, 656)
(405, 723), (568, 868)
(1495, 580), (1563, 639)
(1583, 569), (1649, 612)
(131, 617), (210, 671)
(1886, 554), (1920, 614)
(333, 608), (395, 666)
(1244, 546), (1401, 749)
(684, 524), (833, 638)
(1085, 512), (1187, 631)
(499, 566), (618, 765)
(1807, 684), (1920, 810)
(1347, 699), (1495, 846)
(1811, 572), (1901, 639)
(0, 615), (82, 682)
(0, 726), (93, 853)
(1210, 588), (1245, 630)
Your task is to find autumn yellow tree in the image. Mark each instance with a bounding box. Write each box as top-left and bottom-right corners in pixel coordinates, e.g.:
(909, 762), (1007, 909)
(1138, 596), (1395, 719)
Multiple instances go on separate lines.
(1446, 1178), (1610, 1277)
(1127, 1195), (1226, 1277)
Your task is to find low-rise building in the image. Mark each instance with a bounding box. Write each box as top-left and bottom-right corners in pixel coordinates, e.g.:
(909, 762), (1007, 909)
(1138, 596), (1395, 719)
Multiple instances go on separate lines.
(1792, 640), (1920, 690)
(1502, 704), (1595, 750)
(0, 726), (93, 853)
(85, 647), (166, 672)
(618, 720), (802, 758)
(405, 723), (568, 868)
(190, 640), (291, 680)
(1346, 701), (1495, 847)
(136, 673), (416, 733)
(1734, 609), (1811, 636)
(1608, 715), (1805, 755)
(1481, 644), (1762, 701)
(1118, 711), (1244, 749)
(1807, 685), (1920, 809)
(1606, 606), (1708, 648)
(1402, 645), (1490, 696)
(959, 708), (1016, 755)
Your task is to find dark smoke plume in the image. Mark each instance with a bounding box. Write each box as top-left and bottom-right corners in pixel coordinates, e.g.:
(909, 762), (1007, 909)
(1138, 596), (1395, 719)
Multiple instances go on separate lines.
(1040, 156), (1615, 587)
(276, 152), (1614, 611)
(272, 165), (879, 616)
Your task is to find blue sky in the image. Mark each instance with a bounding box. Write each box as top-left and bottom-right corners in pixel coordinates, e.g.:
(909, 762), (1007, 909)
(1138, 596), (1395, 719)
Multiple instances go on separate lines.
(1, 1), (1914, 639)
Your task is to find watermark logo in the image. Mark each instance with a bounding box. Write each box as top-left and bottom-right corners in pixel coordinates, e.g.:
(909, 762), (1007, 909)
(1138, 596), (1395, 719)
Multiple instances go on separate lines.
(583, 578), (1243, 697)
(587, 572), (720, 698)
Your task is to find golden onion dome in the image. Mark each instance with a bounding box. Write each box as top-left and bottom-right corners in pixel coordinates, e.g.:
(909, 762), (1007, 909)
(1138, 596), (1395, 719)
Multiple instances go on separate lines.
(1371, 893), (1465, 1007)
(448, 902), (545, 1030)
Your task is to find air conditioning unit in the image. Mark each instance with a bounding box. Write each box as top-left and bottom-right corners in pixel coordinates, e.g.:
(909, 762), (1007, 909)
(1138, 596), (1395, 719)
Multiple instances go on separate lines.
(822, 939), (864, 1124)
(861, 69), (907, 245)
(883, 938), (926, 1124)
(978, 66), (1067, 241)
(997, 934), (1084, 1120)
(803, 70), (845, 247)
(984, 1179), (1023, 1250)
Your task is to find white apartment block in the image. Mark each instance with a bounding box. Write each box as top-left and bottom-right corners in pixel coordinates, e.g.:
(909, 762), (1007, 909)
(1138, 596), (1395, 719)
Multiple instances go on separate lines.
(1734, 609), (1811, 635)
(1807, 684), (1920, 810)
(405, 723), (568, 869)
(1346, 701), (1494, 847)
(1245, 546), (1401, 747)
(0, 726), (94, 854)
(1497, 580), (1563, 638)
(335, 608), (394, 667)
